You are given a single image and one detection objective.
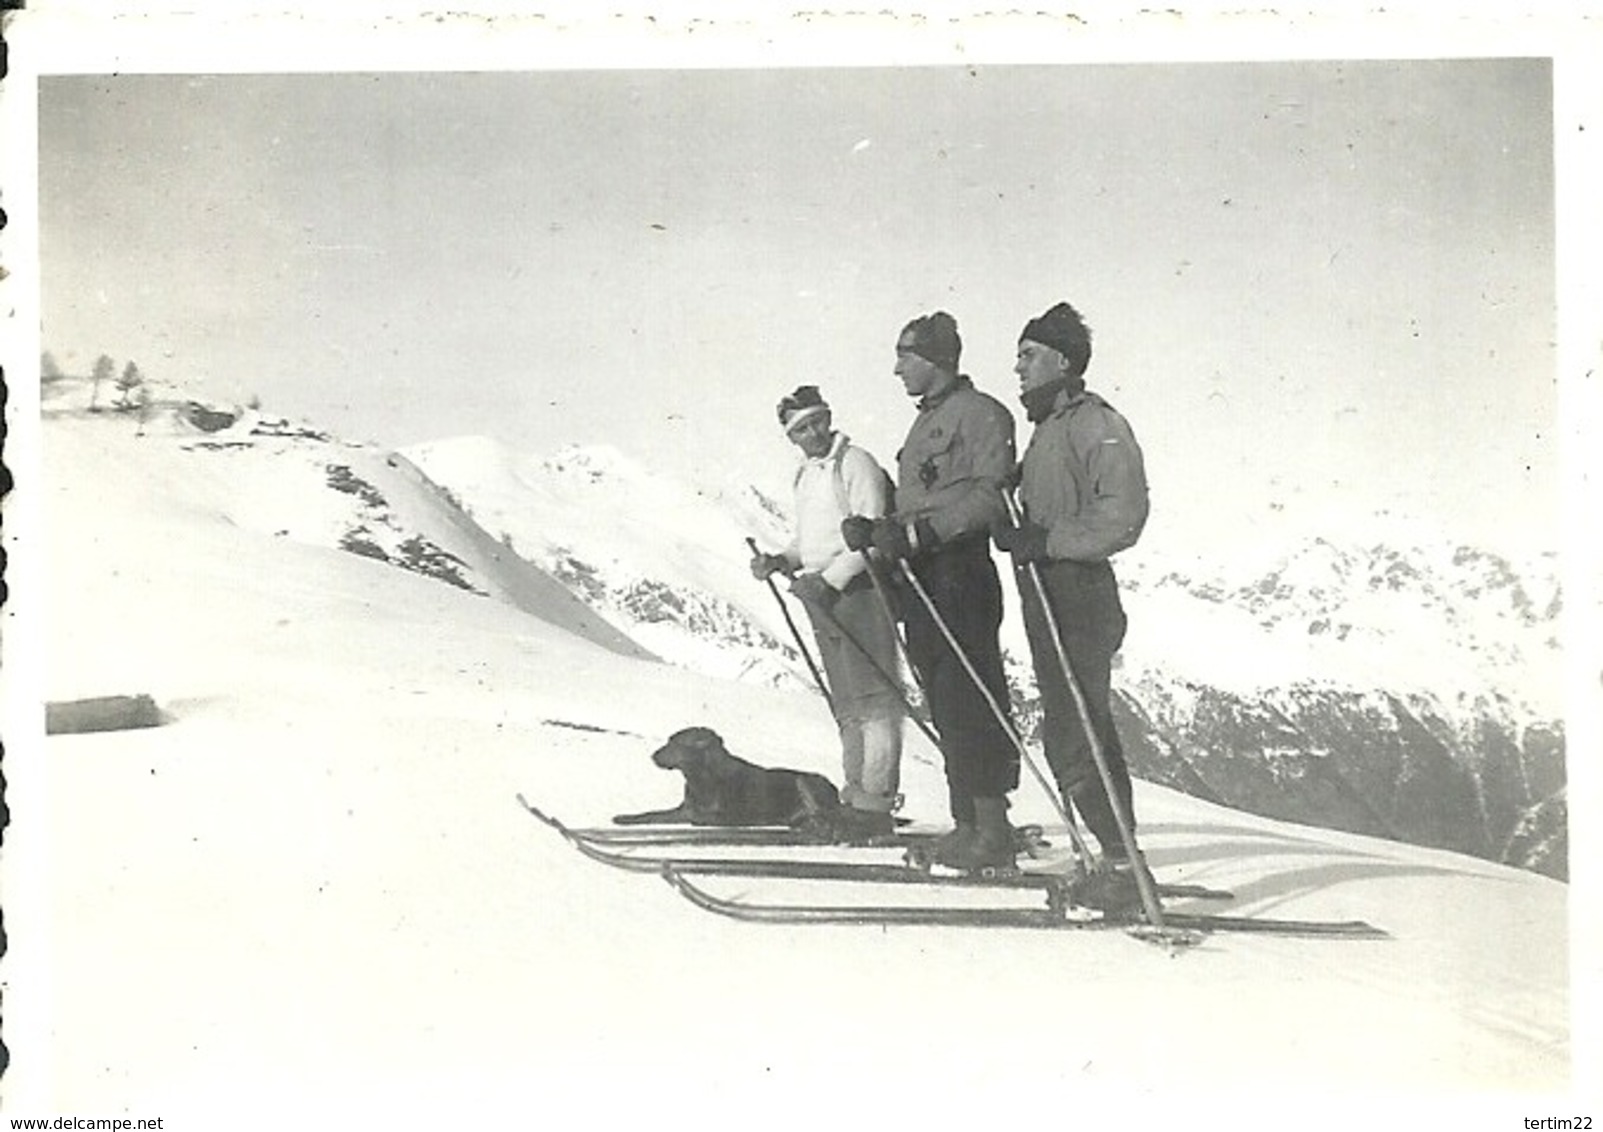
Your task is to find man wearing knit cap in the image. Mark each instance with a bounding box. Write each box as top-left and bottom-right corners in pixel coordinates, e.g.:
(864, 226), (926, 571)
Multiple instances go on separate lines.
(841, 312), (1021, 870)
(994, 300), (1149, 874)
(752, 385), (906, 839)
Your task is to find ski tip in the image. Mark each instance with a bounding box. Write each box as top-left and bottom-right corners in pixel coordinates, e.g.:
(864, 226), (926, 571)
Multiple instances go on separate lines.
(515, 795), (572, 837)
(1334, 922), (1391, 940)
(1158, 915), (1391, 941)
(1127, 924), (1210, 951)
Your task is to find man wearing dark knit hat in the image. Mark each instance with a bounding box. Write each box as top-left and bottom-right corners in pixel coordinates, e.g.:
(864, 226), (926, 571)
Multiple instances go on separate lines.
(840, 312), (1021, 870)
(752, 385), (906, 838)
(993, 300), (1149, 879)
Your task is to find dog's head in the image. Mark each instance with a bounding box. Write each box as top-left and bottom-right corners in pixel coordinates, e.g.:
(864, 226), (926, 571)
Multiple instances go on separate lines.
(651, 726), (724, 772)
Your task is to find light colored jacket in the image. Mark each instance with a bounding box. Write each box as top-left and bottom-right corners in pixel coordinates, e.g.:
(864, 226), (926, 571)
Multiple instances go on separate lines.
(787, 433), (894, 590)
(894, 377), (1016, 542)
(1019, 388), (1149, 562)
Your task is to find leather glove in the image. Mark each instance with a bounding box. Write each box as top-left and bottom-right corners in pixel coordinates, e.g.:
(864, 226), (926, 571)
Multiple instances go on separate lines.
(749, 552), (791, 581)
(789, 572), (838, 609)
(992, 521), (1050, 563)
(840, 515), (876, 552)
(872, 516), (938, 561)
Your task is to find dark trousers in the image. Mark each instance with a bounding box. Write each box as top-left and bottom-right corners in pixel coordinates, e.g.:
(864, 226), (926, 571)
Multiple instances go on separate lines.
(1018, 558), (1136, 856)
(900, 539), (1019, 821)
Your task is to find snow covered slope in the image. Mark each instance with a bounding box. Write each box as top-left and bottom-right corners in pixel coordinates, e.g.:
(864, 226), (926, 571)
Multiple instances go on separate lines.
(7, 395), (1580, 1122)
(406, 435), (803, 689)
(37, 381), (656, 689)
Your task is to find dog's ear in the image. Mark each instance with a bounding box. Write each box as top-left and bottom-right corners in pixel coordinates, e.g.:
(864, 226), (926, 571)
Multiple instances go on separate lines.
(699, 734), (750, 781)
(678, 740), (711, 773)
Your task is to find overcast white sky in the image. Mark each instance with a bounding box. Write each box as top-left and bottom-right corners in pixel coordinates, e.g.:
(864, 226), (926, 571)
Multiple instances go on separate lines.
(30, 33), (1568, 560)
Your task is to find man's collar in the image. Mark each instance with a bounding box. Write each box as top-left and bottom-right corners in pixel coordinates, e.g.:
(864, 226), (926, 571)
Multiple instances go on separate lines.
(918, 373), (969, 411)
(1049, 383), (1091, 419)
(803, 432), (847, 464)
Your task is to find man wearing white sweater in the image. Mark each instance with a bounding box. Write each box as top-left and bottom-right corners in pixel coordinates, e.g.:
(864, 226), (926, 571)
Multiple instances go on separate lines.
(751, 386), (905, 839)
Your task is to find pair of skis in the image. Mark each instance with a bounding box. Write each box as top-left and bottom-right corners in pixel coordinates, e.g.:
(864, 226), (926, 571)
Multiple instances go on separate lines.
(517, 796), (1388, 941)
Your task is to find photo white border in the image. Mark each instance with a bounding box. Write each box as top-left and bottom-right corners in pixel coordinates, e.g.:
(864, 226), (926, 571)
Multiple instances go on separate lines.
(3, 2), (1599, 1124)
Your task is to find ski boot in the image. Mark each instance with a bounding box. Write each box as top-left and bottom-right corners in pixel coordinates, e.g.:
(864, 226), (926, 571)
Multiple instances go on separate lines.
(932, 797), (1016, 874)
(1070, 853), (1143, 917)
(829, 805), (897, 845)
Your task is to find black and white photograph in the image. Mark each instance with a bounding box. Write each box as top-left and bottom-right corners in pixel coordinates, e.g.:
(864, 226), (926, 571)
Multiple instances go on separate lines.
(3, 3), (1599, 1127)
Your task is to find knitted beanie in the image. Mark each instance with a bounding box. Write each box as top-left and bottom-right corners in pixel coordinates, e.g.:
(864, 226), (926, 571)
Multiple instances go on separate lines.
(899, 311), (962, 372)
(1019, 302), (1092, 378)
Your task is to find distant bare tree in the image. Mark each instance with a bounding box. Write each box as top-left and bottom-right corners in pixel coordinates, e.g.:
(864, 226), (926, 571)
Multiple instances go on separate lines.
(89, 354), (115, 411)
(115, 360), (145, 409)
(41, 351), (64, 384)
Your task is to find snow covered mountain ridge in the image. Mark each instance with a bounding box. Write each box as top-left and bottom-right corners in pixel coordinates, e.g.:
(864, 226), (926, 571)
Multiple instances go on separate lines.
(1119, 536), (1560, 718)
(403, 433), (805, 690)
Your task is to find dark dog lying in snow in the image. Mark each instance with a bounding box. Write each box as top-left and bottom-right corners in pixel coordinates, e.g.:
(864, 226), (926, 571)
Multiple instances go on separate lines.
(613, 726), (841, 828)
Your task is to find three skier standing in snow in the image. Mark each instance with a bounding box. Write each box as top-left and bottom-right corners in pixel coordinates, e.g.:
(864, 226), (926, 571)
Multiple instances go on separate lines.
(759, 302), (1150, 883)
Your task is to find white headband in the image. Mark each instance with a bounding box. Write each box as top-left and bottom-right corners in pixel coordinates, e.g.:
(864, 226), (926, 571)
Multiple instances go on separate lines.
(782, 404), (830, 433)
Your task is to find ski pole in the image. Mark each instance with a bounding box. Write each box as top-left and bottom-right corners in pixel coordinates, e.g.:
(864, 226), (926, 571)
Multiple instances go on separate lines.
(813, 594), (941, 751)
(862, 553), (949, 772)
(1000, 493), (1165, 929)
(746, 537), (834, 716)
(893, 557), (1094, 872)
(864, 555), (927, 698)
